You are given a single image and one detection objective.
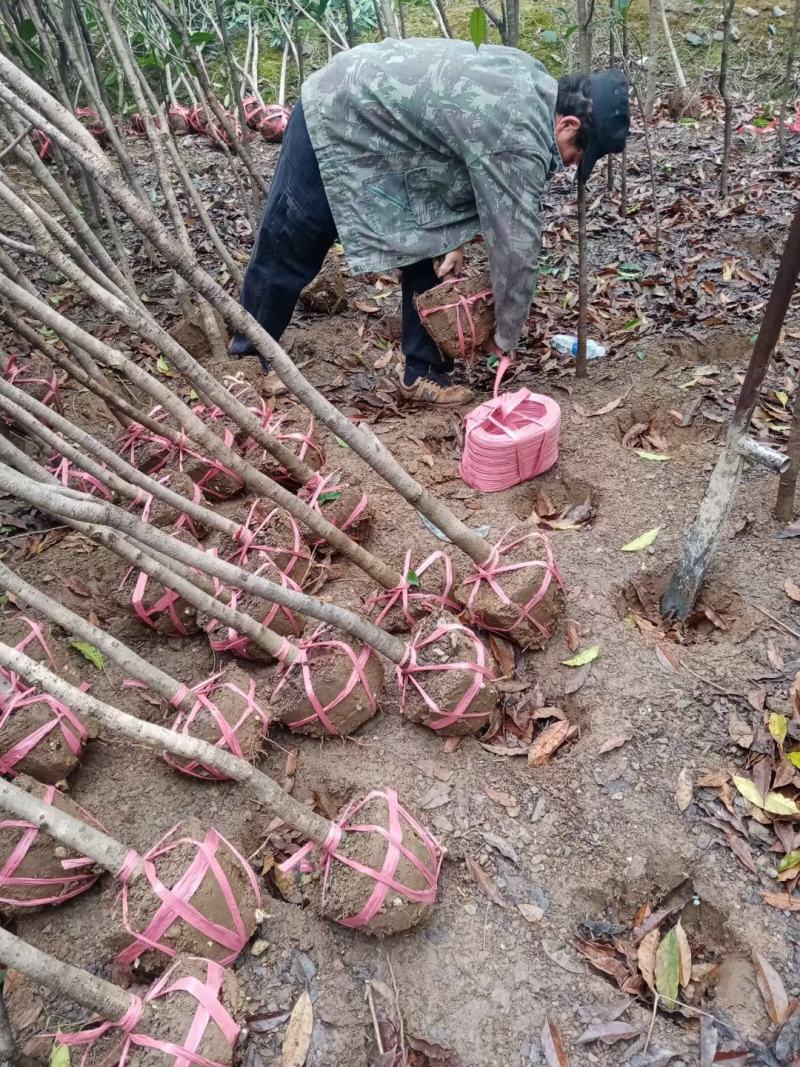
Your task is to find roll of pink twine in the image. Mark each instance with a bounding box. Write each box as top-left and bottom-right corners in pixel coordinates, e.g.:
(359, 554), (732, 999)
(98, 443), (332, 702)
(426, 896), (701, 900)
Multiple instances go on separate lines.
(459, 388), (560, 493)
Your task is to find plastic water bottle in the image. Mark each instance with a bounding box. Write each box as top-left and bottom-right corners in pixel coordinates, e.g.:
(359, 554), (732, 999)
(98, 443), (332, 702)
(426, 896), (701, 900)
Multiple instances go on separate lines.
(550, 334), (607, 360)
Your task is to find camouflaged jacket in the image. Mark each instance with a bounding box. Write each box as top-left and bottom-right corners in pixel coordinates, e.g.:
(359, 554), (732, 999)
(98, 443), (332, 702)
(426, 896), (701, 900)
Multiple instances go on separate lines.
(302, 38), (559, 352)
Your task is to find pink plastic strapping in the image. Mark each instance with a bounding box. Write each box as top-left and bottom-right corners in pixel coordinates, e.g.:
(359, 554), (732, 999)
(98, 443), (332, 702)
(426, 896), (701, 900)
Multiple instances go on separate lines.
(460, 529), (564, 640)
(280, 788), (443, 928)
(204, 556), (304, 657)
(0, 615), (59, 692)
(366, 550), (460, 630)
(259, 104), (291, 142)
(270, 629), (377, 736)
(57, 957), (240, 1067)
(230, 500), (310, 582)
(0, 686), (87, 777)
(132, 567), (193, 637)
(460, 389), (560, 493)
(0, 784), (105, 908)
(164, 672), (270, 780)
(75, 106), (106, 139)
(49, 456), (112, 499)
(4, 353), (62, 408)
(115, 824), (260, 968)
(417, 277), (493, 360)
(397, 622), (495, 731)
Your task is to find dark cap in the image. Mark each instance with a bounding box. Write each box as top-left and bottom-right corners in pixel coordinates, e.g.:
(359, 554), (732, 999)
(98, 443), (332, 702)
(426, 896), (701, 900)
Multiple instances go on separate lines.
(577, 69), (630, 182)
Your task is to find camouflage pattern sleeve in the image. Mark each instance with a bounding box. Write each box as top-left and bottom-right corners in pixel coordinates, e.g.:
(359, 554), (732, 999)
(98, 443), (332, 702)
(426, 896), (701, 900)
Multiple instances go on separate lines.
(468, 148), (549, 353)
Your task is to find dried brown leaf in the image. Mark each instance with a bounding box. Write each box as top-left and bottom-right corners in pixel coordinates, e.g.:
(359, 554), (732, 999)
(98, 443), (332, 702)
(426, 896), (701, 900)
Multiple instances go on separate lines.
(767, 644), (785, 672)
(728, 714), (754, 749)
(577, 1021), (640, 1046)
(724, 832), (758, 875)
(785, 578), (800, 603)
(751, 950), (789, 1024)
(488, 635), (515, 679)
(697, 769), (730, 788)
(674, 920), (692, 989)
(465, 855), (505, 908)
(281, 990), (313, 1067)
(565, 620), (580, 652)
(637, 928), (660, 990)
(541, 1017), (569, 1067)
(574, 395), (624, 418)
(656, 644), (682, 675)
(574, 938), (633, 988)
(564, 662), (592, 695)
(598, 732), (633, 755)
(528, 720), (576, 767)
(675, 767), (693, 812)
(63, 576), (92, 597)
(761, 891), (800, 911)
(518, 902), (545, 923)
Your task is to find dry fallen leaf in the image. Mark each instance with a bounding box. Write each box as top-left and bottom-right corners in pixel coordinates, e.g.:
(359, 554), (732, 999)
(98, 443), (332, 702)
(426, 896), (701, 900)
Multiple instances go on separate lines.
(724, 832), (758, 875)
(574, 395), (624, 418)
(598, 732), (633, 755)
(728, 714), (754, 749)
(637, 927), (660, 991)
(675, 768), (693, 812)
(528, 720), (577, 767)
(281, 990), (313, 1067)
(674, 920), (692, 989)
(751, 950), (789, 1025)
(518, 902), (545, 923)
(577, 1021), (641, 1046)
(785, 578), (800, 603)
(465, 855), (506, 908)
(762, 891), (800, 911)
(565, 620), (579, 652)
(541, 1017), (570, 1067)
(655, 644), (682, 675)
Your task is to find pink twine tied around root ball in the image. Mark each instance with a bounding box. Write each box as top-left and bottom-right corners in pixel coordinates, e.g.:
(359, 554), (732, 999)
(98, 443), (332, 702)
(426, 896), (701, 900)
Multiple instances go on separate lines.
(417, 277), (493, 361)
(114, 825), (260, 968)
(271, 629), (378, 735)
(0, 785), (105, 908)
(366, 550), (459, 630)
(0, 615), (59, 692)
(279, 789), (444, 929)
(163, 672), (270, 780)
(57, 957), (240, 1067)
(0, 686), (88, 777)
(460, 389), (561, 493)
(299, 470), (368, 544)
(461, 530), (563, 640)
(397, 622), (495, 731)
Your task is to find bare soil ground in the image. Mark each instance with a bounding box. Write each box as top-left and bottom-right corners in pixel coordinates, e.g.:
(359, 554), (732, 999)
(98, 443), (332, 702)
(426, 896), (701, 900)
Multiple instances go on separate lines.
(2, 104), (800, 1067)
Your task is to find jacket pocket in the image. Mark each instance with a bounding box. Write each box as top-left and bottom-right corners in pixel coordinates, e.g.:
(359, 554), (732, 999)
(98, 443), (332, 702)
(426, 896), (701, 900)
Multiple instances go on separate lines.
(405, 163), (475, 229)
(359, 172), (415, 236)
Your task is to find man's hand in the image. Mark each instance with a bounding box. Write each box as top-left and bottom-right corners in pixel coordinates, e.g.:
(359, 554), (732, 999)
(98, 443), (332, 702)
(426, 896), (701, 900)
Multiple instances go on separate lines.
(434, 247), (465, 279)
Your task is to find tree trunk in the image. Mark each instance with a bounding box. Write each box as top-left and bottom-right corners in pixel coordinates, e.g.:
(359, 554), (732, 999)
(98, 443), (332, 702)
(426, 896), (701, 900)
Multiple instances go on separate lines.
(577, 0), (593, 71)
(719, 0), (736, 197)
(778, 0), (800, 163)
(775, 382), (800, 521)
(575, 176), (589, 379)
(645, 0), (660, 120)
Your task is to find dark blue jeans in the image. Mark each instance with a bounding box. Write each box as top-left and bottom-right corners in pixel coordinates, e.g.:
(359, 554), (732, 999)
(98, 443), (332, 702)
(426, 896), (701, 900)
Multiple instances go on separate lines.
(230, 101), (452, 385)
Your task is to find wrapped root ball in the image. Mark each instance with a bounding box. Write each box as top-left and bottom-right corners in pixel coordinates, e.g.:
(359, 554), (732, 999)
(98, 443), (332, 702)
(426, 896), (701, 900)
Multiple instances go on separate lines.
(108, 819), (259, 973)
(165, 668), (270, 779)
(370, 551), (460, 635)
(400, 615), (498, 736)
(0, 775), (104, 914)
(1, 616), (66, 690)
(226, 503), (315, 586)
(415, 273), (494, 360)
(300, 479), (372, 548)
(130, 530), (203, 636)
(313, 789), (444, 935)
(3, 351), (62, 407)
(455, 530), (565, 650)
(241, 406), (325, 486)
(73, 958), (240, 1067)
(272, 635), (383, 737)
(259, 104), (291, 142)
(0, 685), (88, 783)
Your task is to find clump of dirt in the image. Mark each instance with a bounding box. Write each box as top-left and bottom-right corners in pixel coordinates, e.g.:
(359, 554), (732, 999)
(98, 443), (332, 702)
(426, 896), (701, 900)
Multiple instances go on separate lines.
(319, 793), (438, 935)
(182, 445), (244, 501)
(302, 485), (373, 548)
(300, 256), (347, 314)
(105, 817), (259, 973)
(0, 775), (105, 914)
(665, 86), (702, 119)
(272, 640), (384, 736)
(401, 613), (498, 736)
(415, 273), (494, 360)
(455, 532), (565, 650)
(166, 666), (270, 777)
(86, 958), (240, 1067)
(371, 554), (463, 634)
(0, 689), (87, 783)
(168, 315), (225, 364)
(256, 404), (326, 484)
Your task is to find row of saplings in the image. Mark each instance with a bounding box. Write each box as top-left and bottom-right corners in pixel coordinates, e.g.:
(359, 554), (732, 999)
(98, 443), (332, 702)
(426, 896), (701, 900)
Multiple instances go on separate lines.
(0, 373), (564, 1067)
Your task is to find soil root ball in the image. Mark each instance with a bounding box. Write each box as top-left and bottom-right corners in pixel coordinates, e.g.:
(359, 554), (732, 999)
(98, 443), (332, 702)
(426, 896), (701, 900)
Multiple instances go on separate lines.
(129, 529), (203, 637)
(0, 775), (105, 915)
(299, 479), (372, 548)
(225, 501), (316, 586)
(414, 273), (494, 360)
(398, 614), (498, 736)
(299, 257), (347, 314)
(292, 789), (444, 935)
(69, 957), (240, 1067)
(240, 406), (325, 486)
(144, 472), (210, 539)
(455, 529), (565, 650)
(0, 683), (88, 783)
(165, 667), (271, 779)
(368, 550), (461, 634)
(107, 818), (260, 974)
(3, 351), (63, 408)
(271, 633), (383, 737)
(1, 616), (66, 688)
